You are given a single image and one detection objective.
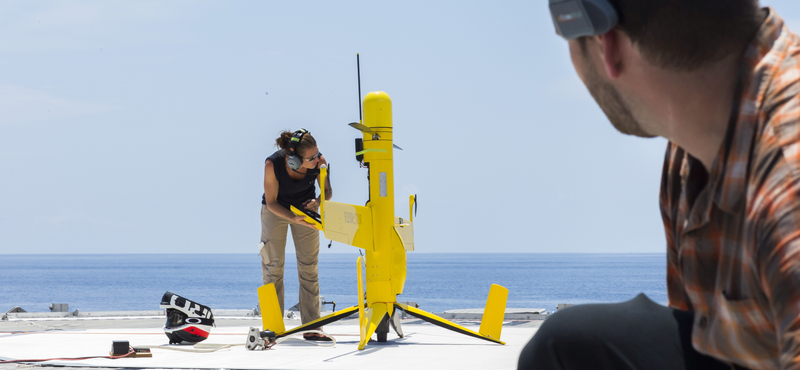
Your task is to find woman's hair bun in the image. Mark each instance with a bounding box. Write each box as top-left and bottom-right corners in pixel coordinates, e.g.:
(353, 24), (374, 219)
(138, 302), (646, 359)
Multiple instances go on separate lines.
(275, 130), (294, 150)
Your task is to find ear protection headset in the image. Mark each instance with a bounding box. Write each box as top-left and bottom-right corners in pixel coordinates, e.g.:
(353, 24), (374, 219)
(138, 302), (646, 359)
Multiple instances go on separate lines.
(549, 0), (618, 40)
(286, 128), (310, 171)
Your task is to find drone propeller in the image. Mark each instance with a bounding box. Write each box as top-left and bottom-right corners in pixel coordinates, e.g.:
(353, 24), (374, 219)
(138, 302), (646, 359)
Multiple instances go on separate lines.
(349, 122), (404, 150)
(348, 122), (374, 134)
(349, 122), (405, 151)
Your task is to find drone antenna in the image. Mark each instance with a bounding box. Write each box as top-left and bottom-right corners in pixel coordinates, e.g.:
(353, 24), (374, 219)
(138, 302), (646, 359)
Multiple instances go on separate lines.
(357, 53), (363, 123)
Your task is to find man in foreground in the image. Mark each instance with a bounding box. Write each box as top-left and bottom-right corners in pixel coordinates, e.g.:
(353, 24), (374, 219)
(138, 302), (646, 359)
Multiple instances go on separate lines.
(519, 1), (800, 369)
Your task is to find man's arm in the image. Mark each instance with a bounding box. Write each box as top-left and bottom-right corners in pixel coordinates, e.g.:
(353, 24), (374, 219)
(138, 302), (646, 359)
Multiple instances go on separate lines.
(662, 206), (692, 311)
(660, 144), (692, 311)
(754, 174), (800, 369)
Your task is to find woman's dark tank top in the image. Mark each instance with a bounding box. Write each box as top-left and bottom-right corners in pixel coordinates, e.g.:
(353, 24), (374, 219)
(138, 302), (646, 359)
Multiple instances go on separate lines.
(261, 150), (319, 210)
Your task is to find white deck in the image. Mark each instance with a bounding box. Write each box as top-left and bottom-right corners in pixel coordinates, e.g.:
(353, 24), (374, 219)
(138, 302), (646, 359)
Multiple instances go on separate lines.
(0, 316), (541, 370)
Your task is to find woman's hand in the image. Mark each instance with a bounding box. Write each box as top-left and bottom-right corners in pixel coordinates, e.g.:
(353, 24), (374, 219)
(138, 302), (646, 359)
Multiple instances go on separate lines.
(294, 215), (317, 229)
(303, 197), (321, 211)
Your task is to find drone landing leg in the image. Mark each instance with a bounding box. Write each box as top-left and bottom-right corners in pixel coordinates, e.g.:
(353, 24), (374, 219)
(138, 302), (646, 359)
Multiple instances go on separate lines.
(389, 305), (404, 338)
(358, 303), (389, 350)
(394, 303), (505, 345)
(276, 305), (360, 338)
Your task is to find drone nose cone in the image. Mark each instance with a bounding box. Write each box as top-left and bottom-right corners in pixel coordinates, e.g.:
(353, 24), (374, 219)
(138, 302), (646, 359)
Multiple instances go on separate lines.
(363, 91), (392, 129)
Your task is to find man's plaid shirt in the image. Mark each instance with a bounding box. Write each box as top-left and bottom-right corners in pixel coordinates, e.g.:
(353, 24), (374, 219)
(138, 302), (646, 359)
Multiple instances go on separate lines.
(661, 8), (800, 370)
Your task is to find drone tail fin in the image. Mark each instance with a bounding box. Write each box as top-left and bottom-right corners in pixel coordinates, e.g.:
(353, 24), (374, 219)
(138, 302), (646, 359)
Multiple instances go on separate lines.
(257, 283), (286, 335)
(479, 284), (509, 341)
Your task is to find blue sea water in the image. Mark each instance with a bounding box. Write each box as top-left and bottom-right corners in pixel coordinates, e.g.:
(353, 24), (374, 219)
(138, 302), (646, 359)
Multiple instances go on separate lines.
(0, 253), (667, 314)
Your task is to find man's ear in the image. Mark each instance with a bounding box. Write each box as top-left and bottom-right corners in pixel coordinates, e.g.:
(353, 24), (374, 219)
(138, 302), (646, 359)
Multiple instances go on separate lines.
(598, 30), (622, 79)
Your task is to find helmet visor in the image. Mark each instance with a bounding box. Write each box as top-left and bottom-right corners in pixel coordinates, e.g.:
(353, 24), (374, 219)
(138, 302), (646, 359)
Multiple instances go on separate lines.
(165, 309), (188, 329)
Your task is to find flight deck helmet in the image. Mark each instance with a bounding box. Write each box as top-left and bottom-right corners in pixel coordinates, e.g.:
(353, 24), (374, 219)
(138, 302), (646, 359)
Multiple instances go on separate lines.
(159, 291), (215, 344)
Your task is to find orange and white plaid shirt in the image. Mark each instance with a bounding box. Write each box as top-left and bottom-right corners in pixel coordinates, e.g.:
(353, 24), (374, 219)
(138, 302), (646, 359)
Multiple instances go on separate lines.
(660, 8), (800, 370)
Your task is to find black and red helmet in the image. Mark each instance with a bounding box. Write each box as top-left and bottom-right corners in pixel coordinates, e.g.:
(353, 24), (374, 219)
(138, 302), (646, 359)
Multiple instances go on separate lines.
(159, 291), (215, 344)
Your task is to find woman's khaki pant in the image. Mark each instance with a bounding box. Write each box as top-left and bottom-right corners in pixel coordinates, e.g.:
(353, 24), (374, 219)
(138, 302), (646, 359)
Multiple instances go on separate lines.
(259, 204), (320, 325)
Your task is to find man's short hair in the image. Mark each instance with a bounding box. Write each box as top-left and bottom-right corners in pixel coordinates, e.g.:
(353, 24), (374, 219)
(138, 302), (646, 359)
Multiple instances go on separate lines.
(607, 0), (761, 71)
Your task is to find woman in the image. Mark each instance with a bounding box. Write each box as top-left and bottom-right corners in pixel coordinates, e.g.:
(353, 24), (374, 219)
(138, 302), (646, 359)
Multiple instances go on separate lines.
(259, 128), (332, 340)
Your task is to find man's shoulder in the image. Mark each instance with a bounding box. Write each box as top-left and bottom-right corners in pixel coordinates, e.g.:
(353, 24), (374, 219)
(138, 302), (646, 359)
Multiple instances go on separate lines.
(749, 116), (800, 219)
(763, 39), (800, 122)
(756, 38), (800, 179)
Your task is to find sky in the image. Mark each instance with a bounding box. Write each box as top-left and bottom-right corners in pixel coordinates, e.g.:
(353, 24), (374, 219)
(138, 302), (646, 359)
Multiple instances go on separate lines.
(2, 0), (799, 255)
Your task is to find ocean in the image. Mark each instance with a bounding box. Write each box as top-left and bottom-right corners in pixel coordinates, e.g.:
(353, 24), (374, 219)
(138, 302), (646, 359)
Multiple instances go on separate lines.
(0, 253), (667, 314)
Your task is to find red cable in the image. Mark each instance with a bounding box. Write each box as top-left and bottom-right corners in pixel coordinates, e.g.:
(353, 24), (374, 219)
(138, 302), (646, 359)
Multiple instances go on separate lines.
(0, 348), (135, 363)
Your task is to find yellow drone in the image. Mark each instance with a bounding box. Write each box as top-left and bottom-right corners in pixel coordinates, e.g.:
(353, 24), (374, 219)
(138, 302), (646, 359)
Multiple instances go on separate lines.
(258, 58), (508, 350)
